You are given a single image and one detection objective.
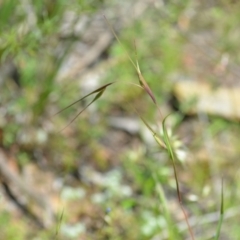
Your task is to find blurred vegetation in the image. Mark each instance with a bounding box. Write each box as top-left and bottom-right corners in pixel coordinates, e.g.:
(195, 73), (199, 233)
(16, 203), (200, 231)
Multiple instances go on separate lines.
(1, 0), (240, 239)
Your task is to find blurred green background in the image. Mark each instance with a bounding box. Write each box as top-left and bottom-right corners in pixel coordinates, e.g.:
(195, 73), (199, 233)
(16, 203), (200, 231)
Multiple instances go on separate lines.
(1, 0), (240, 239)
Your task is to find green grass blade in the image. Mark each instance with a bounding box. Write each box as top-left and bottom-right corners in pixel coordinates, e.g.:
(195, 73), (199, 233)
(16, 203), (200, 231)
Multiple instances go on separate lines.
(162, 115), (181, 201)
(153, 173), (178, 239)
(214, 178), (224, 240)
(54, 208), (64, 240)
(162, 114), (195, 240)
(103, 15), (137, 69)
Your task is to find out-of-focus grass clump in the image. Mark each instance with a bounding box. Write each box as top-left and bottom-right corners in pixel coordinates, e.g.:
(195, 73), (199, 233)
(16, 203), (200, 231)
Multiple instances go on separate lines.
(1, 0), (240, 240)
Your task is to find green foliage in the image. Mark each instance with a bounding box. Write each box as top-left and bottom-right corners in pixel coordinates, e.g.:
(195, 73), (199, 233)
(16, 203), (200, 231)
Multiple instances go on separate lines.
(0, 211), (26, 240)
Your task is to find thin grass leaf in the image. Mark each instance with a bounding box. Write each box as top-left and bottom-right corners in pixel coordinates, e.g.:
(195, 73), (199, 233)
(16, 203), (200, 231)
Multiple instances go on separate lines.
(162, 115), (181, 200)
(103, 15), (137, 69)
(54, 82), (114, 132)
(162, 114), (195, 240)
(214, 178), (224, 240)
(54, 208), (64, 240)
(153, 173), (178, 239)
